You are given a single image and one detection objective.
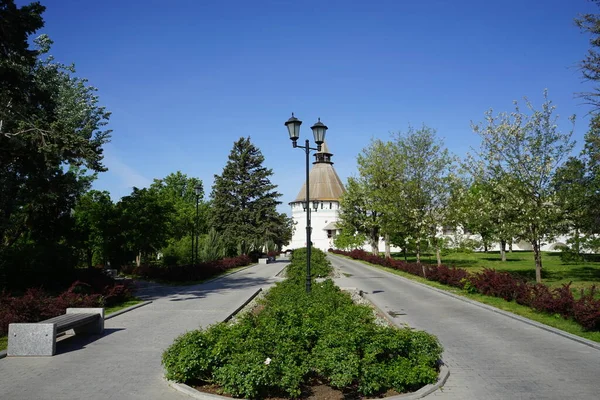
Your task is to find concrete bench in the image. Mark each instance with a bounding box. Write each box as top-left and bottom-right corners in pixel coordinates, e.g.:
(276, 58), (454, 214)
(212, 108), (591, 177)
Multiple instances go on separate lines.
(8, 308), (104, 356)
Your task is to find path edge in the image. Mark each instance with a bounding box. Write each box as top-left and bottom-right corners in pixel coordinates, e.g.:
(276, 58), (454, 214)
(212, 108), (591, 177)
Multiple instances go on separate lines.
(335, 254), (600, 352)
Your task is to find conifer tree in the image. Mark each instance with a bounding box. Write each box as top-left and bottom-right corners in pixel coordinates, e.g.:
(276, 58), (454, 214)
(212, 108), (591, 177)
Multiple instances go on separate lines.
(210, 137), (285, 255)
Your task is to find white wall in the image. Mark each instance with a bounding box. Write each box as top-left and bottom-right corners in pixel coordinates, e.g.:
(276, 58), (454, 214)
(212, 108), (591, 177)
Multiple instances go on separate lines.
(288, 201), (340, 252)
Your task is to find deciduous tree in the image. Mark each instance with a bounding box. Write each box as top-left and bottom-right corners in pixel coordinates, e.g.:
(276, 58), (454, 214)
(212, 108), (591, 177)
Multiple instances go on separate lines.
(471, 92), (574, 283)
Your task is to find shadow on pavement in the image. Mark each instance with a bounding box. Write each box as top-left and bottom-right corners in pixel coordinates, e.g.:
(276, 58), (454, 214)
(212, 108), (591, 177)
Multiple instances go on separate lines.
(133, 265), (285, 302)
(56, 328), (125, 355)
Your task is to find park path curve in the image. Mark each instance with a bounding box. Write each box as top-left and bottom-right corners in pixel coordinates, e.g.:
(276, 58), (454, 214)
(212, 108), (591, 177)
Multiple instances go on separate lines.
(0, 261), (288, 400)
(329, 254), (600, 400)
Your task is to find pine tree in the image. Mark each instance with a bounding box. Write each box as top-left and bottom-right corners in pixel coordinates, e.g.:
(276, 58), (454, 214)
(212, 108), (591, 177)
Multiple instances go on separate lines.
(210, 137), (283, 255)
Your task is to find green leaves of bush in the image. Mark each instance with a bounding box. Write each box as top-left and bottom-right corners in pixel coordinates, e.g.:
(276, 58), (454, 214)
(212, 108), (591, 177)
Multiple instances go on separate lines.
(162, 249), (443, 398)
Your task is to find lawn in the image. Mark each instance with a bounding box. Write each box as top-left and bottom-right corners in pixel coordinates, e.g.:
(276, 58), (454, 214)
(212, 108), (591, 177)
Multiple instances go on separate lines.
(394, 250), (600, 292)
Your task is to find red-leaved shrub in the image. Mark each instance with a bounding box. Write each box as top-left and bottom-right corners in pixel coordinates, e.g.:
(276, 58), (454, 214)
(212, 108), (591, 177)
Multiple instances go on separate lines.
(573, 287), (600, 331)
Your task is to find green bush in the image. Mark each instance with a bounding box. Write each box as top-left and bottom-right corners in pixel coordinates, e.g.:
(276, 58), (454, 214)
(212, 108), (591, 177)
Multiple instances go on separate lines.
(286, 247), (332, 281)
(162, 255), (443, 399)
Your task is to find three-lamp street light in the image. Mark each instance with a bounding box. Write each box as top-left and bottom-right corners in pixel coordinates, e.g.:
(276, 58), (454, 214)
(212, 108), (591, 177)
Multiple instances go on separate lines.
(285, 113), (328, 293)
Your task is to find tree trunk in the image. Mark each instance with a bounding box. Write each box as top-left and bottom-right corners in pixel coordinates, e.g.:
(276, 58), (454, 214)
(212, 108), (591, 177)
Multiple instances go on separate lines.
(532, 240), (542, 283)
(500, 239), (506, 262)
(574, 227), (581, 257)
(484, 242), (488, 253)
(403, 243), (408, 261)
(416, 241), (421, 264)
(509, 239), (513, 253)
(436, 246), (442, 267)
(136, 250), (142, 268)
(384, 234), (391, 258)
(87, 248), (93, 269)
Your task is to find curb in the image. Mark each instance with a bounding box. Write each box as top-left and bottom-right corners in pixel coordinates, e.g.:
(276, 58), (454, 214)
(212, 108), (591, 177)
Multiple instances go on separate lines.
(0, 300), (153, 360)
(105, 300), (153, 320)
(338, 255), (600, 352)
(223, 288), (263, 323)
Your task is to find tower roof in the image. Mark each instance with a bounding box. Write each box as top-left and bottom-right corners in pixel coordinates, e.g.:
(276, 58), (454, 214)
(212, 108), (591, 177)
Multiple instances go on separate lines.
(292, 141), (345, 202)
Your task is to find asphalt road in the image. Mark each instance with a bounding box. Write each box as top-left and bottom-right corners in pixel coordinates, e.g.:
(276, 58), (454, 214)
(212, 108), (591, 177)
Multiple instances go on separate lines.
(329, 254), (600, 400)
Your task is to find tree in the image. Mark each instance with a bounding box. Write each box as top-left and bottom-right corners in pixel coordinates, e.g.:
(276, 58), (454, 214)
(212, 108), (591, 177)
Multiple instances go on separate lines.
(575, 1), (600, 110)
(210, 137), (284, 255)
(150, 171), (206, 240)
(337, 176), (382, 255)
(389, 126), (456, 266)
(471, 92), (575, 283)
(0, 1), (111, 289)
(117, 188), (173, 267)
(72, 190), (115, 268)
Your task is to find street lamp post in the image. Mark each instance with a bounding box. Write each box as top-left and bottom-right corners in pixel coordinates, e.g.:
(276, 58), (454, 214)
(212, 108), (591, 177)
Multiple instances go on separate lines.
(285, 113), (328, 293)
(194, 185), (202, 267)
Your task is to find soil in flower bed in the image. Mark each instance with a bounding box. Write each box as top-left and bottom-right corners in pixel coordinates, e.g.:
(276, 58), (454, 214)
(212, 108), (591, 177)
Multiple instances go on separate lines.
(192, 378), (402, 399)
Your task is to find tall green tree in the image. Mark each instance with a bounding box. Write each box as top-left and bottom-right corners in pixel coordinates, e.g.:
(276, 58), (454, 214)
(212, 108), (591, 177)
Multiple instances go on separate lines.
(117, 188), (173, 267)
(471, 92), (575, 283)
(72, 190), (115, 268)
(337, 176), (382, 255)
(210, 137), (284, 255)
(390, 126), (457, 265)
(150, 171), (206, 240)
(0, 1), (111, 289)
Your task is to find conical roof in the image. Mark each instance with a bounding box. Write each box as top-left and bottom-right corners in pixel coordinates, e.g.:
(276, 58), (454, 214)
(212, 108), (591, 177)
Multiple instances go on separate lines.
(293, 141), (345, 202)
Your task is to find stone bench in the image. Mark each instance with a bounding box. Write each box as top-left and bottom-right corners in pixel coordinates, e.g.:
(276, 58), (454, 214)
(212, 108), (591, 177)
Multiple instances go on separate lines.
(8, 308), (104, 356)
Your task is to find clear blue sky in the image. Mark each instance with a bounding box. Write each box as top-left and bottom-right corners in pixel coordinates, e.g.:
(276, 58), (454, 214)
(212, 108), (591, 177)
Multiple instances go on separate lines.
(26, 0), (598, 212)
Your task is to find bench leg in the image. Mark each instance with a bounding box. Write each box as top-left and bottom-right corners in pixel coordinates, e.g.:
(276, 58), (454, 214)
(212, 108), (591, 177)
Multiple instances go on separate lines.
(8, 323), (57, 356)
(66, 308), (105, 334)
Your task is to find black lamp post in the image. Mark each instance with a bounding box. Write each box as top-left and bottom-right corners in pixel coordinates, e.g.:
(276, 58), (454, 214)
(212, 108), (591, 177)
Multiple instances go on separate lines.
(285, 113), (328, 293)
(194, 184), (202, 267)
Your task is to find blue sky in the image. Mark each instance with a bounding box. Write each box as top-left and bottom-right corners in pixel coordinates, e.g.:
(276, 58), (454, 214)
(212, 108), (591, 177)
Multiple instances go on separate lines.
(28, 0), (598, 212)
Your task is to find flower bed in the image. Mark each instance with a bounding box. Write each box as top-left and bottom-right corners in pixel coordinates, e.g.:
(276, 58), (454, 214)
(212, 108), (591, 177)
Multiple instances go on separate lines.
(0, 274), (134, 336)
(329, 249), (600, 331)
(162, 248), (443, 399)
(123, 255), (251, 282)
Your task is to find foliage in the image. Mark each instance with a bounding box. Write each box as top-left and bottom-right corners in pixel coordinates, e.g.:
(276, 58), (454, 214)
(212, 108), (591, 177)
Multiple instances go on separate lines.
(470, 91), (575, 283)
(0, 1), (111, 290)
(211, 137), (289, 255)
(331, 249), (600, 331)
(286, 247), (332, 281)
(127, 254), (250, 282)
(150, 171), (208, 242)
(333, 229), (366, 251)
(116, 187), (174, 267)
(0, 275), (133, 335)
(575, 1), (600, 109)
(72, 190), (116, 268)
(337, 176), (382, 255)
(162, 257), (443, 399)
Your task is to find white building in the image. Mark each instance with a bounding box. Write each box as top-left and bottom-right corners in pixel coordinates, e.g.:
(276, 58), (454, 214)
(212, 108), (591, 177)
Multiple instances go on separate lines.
(288, 142), (345, 252)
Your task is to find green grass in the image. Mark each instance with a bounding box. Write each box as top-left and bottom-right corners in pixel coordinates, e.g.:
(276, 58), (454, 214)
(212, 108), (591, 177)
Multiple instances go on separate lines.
(394, 250), (600, 293)
(0, 298), (145, 352)
(349, 256), (600, 344)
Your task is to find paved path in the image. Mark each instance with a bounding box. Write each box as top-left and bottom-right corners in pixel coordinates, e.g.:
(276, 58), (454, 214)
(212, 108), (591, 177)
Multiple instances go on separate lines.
(330, 254), (600, 400)
(0, 261), (288, 400)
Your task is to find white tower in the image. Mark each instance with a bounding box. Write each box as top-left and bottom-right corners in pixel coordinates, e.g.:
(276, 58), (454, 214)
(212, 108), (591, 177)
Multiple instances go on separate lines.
(289, 142), (345, 251)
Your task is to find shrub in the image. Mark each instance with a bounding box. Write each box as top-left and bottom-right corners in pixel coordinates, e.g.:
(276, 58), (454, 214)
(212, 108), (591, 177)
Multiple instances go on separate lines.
(573, 287), (600, 331)
(0, 277), (133, 335)
(162, 264), (443, 398)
